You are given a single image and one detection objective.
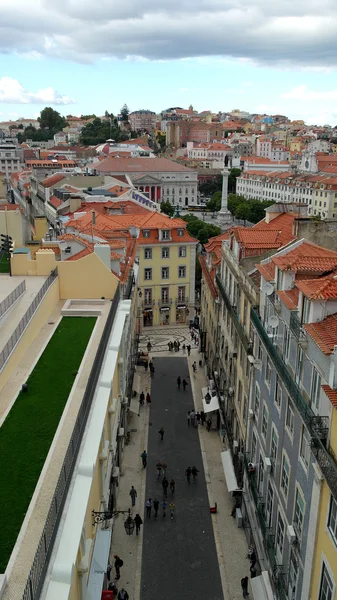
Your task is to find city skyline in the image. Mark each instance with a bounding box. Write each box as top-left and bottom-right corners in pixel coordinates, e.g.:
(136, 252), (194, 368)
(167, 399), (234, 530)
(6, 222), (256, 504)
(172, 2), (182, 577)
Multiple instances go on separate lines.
(1, 0), (337, 125)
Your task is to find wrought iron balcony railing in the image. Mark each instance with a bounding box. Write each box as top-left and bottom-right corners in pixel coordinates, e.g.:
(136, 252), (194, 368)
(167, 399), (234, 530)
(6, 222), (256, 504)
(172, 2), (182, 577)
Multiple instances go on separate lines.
(216, 274), (250, 353)
(158, 298), (172, 306)
(251, 306), (337, 500)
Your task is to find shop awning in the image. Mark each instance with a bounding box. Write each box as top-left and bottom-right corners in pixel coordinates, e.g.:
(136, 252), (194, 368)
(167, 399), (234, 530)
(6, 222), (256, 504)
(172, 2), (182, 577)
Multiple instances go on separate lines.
(250, 571), (274, 600)
(86, 529), (112, 600)
(220, 450), (240, 493)
(176, 305), (187, 308)
(160, 307), (170, 311)
(129, 397), (140, 415)
(202, 387), (220, 413)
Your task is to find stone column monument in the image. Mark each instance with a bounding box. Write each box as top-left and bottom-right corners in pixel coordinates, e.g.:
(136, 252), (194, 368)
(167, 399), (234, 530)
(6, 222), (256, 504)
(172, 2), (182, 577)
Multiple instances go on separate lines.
(217, 165), (232, 227)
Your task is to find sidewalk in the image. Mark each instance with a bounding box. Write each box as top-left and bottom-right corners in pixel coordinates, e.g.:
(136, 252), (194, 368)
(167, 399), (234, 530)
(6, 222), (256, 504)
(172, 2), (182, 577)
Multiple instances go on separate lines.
(108, 366), (151, 600)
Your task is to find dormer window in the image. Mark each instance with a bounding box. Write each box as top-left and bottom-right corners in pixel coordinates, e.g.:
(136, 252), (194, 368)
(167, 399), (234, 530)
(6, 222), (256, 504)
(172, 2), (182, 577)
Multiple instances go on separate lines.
(177, 229), (184, 237)
(162, 230), (170, 240)
(143, 229), (150, 238)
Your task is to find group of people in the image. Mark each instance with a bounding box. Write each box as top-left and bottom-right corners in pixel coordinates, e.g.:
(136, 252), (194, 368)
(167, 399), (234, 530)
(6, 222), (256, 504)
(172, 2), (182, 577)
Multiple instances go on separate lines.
(107, 556), (129, 599)
(187, 409), (212, 431)
(176, 376), (188, 391)
(144, 359), (155, 376)
(146, 460), (176, 519)
(139, 390), (151, 413)
(185, 466), (199, 483)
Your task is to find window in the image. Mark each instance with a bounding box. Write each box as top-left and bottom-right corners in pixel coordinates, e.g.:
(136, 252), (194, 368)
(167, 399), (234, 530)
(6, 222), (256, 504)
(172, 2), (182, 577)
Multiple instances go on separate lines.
(144, 288), (152, 304)
(161, 287), (169, 302)
(288, 552), (298, 600)
(271, 426), (278, 465)
(311, 368), (321, 411)
(143, 229), (150, 238)
(295, 346), (304, 384)
(251, 431), (257, 463)
(328, 495), (337, 545)
(162, 267), (169, 279)
(178, 286), (185, 301)
(319, 563), (333, 600)
(301, 297), (310, 324)
(258, 455), (264, 493)
(266, 483), (274, 527)
(254, 383), (260, 416)
(144, 268), (152, 280)
(265, 357), (272, 386)
(275, 377), (282, 410)
(178, 266), (186, 278)
(162, 229), (170, 240)
(294, 488), (305, 538)
(162, 247), (170, 259)
(300, 427), (310, 469)
(286, 400), (294, 437)
(276, 512), (285, 557)
(177, 229), (184, 236)
(262, 404), (268, 439)
(179, 246), (187, 257)
(283, 326), (290, 362)
(144, 247), (152, 259)
(238, 380), (242, 407)
(280, 453), (290, 498)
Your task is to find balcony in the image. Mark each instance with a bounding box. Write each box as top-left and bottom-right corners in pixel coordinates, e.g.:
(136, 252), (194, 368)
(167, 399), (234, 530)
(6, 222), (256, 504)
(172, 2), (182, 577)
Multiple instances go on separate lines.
(158, 298), (172, 307)
(290, 310), (305, 340)
(216, 274), (250, 352)
(251, 305), (337, 500)
(142, 299), (155, 308)
(175, 298), (186, 305)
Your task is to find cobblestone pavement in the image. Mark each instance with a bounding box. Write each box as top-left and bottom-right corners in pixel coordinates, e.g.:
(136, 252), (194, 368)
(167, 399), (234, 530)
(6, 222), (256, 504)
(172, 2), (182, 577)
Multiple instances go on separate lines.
(139, 326), (197, 353)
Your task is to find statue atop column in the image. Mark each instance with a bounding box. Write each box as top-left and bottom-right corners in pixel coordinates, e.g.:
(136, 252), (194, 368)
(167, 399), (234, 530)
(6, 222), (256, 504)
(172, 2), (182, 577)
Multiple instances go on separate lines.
(217, 162), (232, 227)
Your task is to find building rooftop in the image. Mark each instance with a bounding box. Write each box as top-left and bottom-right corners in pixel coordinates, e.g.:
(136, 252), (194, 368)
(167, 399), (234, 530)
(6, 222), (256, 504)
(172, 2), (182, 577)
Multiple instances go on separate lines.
(305, 313), (337, 355)
(93, 156), (196, 174)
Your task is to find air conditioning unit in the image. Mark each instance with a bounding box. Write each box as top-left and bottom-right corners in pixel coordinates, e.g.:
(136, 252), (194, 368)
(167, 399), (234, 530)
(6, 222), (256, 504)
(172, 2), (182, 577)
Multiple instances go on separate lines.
(264, 457), (272, 473)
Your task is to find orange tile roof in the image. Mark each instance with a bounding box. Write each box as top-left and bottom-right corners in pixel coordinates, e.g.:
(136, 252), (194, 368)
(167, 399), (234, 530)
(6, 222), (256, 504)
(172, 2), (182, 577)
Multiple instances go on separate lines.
(41, 174), (66, 188)
(233, 227), (284, 249)
(199, 255), (217, 299)
(296, 273), (337, 300)
(272, 242), (337, 273)
(321, 385), (337, 409)
(305, 314), (337, 354)
(256, 262), (276, 281)
(49, 195), (62, 209)
(277, 288), (299, 310)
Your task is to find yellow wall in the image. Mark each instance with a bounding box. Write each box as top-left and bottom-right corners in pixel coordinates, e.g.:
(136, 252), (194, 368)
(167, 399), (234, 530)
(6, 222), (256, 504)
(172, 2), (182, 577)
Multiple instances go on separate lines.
(0, 175), (6, 199)
(11, 250), (119, 299)
(0, 208), (24, 246)
(290, 140), (302, 152)
(33, 217), (48, 241)
(0, 278), (60, 394)
(138, 243), (192, 326)
(310, 408), (337, 599)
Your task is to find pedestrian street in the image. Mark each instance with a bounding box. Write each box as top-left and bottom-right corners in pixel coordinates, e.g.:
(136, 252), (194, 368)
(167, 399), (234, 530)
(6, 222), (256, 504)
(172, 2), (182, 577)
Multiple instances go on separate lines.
(140, 356), (224, 600)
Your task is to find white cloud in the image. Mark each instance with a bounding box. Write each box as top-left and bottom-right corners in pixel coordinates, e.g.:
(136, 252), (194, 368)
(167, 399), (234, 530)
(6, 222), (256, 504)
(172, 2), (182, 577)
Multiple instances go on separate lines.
(0, 77), (75, 105)
(1, 0), (337, 66)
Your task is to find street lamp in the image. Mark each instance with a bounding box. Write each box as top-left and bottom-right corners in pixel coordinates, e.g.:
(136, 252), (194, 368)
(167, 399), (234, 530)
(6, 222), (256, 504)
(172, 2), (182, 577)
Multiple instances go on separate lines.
(92, 508), (135, 535)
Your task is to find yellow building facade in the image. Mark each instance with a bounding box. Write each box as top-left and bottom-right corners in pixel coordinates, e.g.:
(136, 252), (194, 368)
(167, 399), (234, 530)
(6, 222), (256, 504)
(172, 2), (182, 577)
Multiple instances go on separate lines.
(137, 224), (197, 329)
(310, 404), (337, 600)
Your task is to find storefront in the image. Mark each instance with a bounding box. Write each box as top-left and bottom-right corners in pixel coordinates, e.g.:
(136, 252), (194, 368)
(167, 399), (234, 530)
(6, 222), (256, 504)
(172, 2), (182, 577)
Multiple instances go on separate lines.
(159, 306), (171, 325)
(143, 308), (153, 327)
(176, 304), (187, 324)
(202, 386), (220, 430)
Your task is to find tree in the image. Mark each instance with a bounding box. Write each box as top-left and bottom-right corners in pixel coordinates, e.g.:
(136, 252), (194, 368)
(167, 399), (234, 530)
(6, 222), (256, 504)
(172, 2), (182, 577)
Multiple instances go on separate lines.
(234, 202), (250, 221)
(246, 200), (273, 223)
(38, 107), (67, 132)
(181, 215), (221, 244)
(228, 168), (241, 193)
(206, 190), (222, 212)
(120, 104), (130, 122)
(227, 193), (246, 215)
(80, 117), (124, 145)
(198, 175), (222, 197)
(160, 201), (174, 217)
(80, 114), (96, 119)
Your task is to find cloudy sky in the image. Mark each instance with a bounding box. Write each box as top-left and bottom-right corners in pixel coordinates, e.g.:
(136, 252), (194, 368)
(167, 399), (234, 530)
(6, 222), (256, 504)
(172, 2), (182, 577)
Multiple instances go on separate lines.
(1, 0), (337, 124)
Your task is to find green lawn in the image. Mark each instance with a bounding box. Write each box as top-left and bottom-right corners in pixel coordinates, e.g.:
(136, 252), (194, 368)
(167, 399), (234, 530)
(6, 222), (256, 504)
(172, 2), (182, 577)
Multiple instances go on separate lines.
(0, 316), (96, 572)
(0, 252), (10, 273)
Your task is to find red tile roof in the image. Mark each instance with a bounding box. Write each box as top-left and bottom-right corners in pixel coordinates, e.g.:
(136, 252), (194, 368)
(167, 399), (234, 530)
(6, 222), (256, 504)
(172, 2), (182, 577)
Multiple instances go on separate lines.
(256, 261), (276, 281)
(272, 242), (337, 273)
(321, 385), (337, 409)
(94, 157), (195, 174)
(277, 288), (299, 310)
(305, 314), (337, 354)
(296, 273), (337, 300)
(49, 195), (62, 209)
(199, 255), (217, 299)
(41, 174), (66, 188)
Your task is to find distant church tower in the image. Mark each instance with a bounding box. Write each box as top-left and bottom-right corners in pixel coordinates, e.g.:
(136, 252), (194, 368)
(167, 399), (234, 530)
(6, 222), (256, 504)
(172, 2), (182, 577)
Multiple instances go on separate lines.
(300, 151), (318, 173)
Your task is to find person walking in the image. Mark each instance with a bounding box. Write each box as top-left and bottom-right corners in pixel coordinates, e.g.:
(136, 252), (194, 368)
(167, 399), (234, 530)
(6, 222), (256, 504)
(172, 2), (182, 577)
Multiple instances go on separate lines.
(200, 410), (205, 426)
(114, 555), (124, 580)
(187, 344), (191, 356)
(162, 461), (167, 477)
(146, 498), (152, 518)
(182, 379), (188, 391)
(134, 514), (143, 535)
(106, 563), (112, 582)
(177, 376), (181, 390)
(187, 410), (191, 426)
(146, 392), (151, 405)
(190, 410), (195, 427)
(141, 450), (147, 468)
(159, 427), (164, 441)
(156, 460), (162, 479)
(192, 466), (199, 482)
(129, 486), (137, 506)
(162, 476), (169, 497)
(153, 498), (160, 520)
(241, 576), (249, 598)
(192, 361), (197, 373)
(185, 466), (192, 483)
(161, 499), (168, 518)
(196, 411), (201, 424)
(170, 478), (175, 497)
(169, 501), (175, 520)
(182, 343), (186, 353)
(118, 588), (129, 600)
(206, 418), (211, 431)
